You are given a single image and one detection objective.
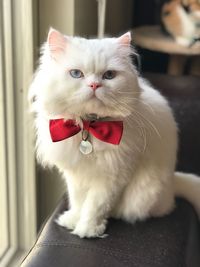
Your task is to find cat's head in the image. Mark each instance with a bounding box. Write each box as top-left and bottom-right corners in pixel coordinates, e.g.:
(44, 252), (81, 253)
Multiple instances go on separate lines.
(30, 28), (140, 119)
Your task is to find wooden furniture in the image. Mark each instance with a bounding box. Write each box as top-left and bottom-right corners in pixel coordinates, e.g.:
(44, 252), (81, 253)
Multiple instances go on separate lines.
(132, 26), (200, 75)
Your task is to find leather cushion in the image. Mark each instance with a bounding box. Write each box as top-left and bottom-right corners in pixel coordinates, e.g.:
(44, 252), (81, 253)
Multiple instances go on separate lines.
(21, 196), (200, 267)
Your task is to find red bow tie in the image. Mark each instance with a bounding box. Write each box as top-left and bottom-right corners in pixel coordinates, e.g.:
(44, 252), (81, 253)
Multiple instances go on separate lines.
(49, 119), (123, 145)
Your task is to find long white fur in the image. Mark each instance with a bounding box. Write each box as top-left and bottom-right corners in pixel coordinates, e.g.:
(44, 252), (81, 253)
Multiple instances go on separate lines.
(29, 29), (200, 238)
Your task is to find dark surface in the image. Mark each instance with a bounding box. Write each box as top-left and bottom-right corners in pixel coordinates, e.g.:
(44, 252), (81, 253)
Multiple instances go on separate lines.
(21, 74), (200, 267)
(21, 196), (200, 267)
(133, 0), (170, 73)
(144, 73), (200, 174)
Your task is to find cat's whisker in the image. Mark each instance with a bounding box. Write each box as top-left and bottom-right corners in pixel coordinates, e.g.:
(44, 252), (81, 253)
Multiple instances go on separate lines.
(109, 95), (135, 112)
(132, 115), (147, 153)
(115, 90), (139, 94)
(123, 111), (148, 153)
(132, 109), (161, 139)
(124, 97), (155, 115)
(107, 94), (132, 115)
(114, 90), (156, 115)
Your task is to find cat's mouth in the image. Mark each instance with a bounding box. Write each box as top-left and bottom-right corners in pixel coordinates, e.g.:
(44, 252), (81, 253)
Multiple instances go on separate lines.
(88, 90), (101, 100)
(84, 91), (106, 107)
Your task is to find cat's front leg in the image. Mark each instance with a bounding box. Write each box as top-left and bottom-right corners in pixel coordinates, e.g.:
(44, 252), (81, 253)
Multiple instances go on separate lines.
(56, 175), (86, 230)
(72, 177), (121, 238)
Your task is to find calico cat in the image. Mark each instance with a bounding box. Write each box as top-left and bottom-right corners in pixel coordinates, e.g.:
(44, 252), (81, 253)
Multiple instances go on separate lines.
(162, 0), (200, 46)
(29, 28), (200, 238)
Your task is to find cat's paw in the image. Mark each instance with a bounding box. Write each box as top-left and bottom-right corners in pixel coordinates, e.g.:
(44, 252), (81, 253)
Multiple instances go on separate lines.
(72, 219), (107, 238)
(175, 36), (191, 47)
(56, 210), (79, 230)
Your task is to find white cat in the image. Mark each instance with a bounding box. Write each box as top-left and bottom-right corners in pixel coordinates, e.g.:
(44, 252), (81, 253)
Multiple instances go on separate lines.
(29, 28), (200, 238)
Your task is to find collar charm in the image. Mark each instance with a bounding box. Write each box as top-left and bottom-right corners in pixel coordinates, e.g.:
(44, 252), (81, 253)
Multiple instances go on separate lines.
(79, 129), (93, 155)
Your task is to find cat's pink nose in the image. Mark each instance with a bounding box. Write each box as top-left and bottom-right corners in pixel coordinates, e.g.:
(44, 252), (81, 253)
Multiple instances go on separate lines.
(89, 82), (101, 91)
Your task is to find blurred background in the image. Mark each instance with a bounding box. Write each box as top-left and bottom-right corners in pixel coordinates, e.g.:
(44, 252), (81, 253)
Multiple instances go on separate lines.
(0, 0), (199, 266)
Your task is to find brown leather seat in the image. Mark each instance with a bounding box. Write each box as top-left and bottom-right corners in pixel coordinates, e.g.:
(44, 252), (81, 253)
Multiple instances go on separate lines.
(21, 73), (200, 267)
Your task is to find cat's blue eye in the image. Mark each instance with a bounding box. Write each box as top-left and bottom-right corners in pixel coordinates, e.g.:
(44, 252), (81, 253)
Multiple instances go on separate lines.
(69, 69), (84, 79)
(103, 70), (116, 80)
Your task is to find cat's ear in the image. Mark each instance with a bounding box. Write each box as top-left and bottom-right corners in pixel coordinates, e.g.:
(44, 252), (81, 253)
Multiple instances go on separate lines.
(117, 32), (132, 46)
(47, 28), (67, 60)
